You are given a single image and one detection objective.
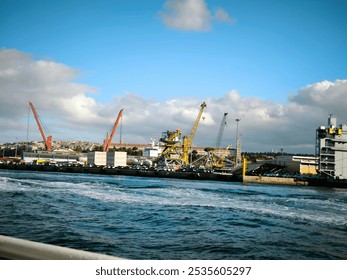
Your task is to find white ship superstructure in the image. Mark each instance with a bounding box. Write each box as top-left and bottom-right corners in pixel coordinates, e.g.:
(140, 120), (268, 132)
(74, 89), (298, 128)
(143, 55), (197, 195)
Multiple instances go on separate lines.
(316, 116), (347, 179)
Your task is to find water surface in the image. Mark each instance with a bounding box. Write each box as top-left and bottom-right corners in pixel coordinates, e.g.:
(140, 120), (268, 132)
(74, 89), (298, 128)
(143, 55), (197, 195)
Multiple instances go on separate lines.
(0, 169), (346, 259)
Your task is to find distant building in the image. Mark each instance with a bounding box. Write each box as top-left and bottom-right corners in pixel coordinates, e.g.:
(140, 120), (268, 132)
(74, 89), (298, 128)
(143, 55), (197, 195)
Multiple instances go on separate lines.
(87, 151), (107, 166)
(142, 139), (163, 158)
(22, 151), (86, 164)
(142, 147), (162, 158)
(292, 156), (317, 174)
(106, 151), (127, 167)
(316, 116), (347, 179)
(109, 141), (233, 161)
(87, 151), (127, 167)
(268, 155), (317, 174)
(109, 143), (149, 151)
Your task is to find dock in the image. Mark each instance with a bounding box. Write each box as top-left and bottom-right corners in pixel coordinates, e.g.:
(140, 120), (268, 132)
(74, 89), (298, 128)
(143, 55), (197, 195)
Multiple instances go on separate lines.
(1, 162), (346, 188)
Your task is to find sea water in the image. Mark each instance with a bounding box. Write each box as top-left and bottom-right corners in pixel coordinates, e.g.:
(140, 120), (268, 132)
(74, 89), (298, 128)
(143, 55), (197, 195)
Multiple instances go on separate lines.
(0, 169), (346, 259)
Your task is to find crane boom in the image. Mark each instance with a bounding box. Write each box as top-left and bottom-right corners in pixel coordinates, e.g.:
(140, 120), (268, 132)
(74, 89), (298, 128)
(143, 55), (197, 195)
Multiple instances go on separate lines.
(189, 102), (206, 140)
(182, 102), (207, 165)
(28, 102), (52, 152)
(216, 113), (228, 148)
(103, 109), (123, 152)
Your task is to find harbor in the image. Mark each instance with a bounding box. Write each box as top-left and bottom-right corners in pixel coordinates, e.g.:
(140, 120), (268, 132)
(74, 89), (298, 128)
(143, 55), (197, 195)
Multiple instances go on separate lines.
(1, 102), (347, 188)
(1, 159), (347, 188)
(1, 1), (346, 276)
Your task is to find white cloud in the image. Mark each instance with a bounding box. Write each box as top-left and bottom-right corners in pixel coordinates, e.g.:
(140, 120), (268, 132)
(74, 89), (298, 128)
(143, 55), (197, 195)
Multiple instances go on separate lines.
(0, 49), (101, 141)
(214, 7), (236, 24)
(0, 49), (98, 116)
(289, 80), (347, 115)
(1, 49), (347, 154)
(160, 0), (211, 31)
(160, 0), (235, 31)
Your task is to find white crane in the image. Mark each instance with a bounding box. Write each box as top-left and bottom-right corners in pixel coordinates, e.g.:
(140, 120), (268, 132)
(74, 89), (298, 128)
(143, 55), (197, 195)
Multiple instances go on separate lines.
(216, 113), (228, 149)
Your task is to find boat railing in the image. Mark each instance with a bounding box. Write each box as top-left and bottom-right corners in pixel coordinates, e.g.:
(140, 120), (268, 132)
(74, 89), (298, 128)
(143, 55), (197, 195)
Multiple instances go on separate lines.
(0, 234), (124, 260)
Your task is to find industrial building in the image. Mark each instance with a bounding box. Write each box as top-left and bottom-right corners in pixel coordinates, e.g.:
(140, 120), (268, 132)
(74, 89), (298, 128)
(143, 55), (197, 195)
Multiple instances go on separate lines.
(316, 116), (347, 180)
(87, 151), (127, 167)
(22, 151), (86, 164)
(87, 151), (107, 166)
(267, 155), (317, 175)
(106, 151), (127, 167)
(292, 155), (317, 174)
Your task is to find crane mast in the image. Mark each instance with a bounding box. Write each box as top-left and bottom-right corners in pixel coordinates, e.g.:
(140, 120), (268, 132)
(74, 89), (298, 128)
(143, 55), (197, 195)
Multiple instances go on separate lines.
(103, 109), (123, 152)
(182, 102), (206, 165)
(28, 102), (52, 152)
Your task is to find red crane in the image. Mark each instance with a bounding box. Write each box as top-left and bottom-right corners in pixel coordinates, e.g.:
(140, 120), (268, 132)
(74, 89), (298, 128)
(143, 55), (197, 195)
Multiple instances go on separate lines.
(103, 109), (123, 152)
(28, 102), (53, 152)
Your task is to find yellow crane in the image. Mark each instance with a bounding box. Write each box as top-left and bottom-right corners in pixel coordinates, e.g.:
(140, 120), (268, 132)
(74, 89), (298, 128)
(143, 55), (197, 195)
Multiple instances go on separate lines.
(182, 102), (206, 165)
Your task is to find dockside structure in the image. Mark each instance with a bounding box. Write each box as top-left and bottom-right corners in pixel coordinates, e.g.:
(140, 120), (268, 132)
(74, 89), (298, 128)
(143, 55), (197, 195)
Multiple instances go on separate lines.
(316, 116), (347, 179)
(87, 151), (127, 167)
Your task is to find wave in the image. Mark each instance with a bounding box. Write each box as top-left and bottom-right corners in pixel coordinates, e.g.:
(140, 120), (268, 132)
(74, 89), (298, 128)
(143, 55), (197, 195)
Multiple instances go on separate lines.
(1, 171), (346, 229)
(65, 183), (347, 227)
(1, 170), (347, 260)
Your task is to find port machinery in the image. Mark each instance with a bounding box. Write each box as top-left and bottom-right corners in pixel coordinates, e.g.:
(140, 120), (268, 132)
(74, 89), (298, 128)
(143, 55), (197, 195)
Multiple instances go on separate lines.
(213, 112), (230, 168)
(182, 102), (207, 165)
(103, 109), (123, 152)
(189, 112), (230, 171)
(28, 101), (53, 152)
(216, 113), (228, 151)
(159, 102), (206, 169)
(160, 129), (182, 159)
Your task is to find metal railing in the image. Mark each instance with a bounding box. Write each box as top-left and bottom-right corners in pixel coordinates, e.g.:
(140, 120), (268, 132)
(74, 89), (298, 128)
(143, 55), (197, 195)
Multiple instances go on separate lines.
(0, 234), (124, 260)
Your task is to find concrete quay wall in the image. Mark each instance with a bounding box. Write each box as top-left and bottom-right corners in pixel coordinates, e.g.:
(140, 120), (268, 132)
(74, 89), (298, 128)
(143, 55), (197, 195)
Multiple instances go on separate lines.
(243, 175), (308, 186)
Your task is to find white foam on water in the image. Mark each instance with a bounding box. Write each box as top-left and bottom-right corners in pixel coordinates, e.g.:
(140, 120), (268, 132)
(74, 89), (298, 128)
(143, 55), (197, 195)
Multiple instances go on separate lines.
(62, 181), (347, 227)
(1, 171), (346, 227)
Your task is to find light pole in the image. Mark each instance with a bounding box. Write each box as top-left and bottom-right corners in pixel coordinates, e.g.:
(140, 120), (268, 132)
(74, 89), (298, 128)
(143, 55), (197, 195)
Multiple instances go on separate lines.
(15, 137), (18, 158)
(235, 118), (240, 139)
(235, 118), (241, 166)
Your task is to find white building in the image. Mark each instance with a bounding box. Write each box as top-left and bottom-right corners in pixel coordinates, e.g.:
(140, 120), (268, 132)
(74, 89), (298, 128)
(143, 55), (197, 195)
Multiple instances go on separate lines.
(87, 151), (127, 167)
(292, 156), (317, 175)
(142, 138), (163, 158)
(22, 151), (86, 164)
(106, 151), (127, 167)
(87, 151), (107, 166)
(268, 155), (317, 174)
(316, 116), (347, 179)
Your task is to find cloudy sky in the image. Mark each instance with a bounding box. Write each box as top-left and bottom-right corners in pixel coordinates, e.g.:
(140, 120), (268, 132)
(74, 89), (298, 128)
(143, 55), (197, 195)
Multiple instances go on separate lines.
(1, 0), (346, 153)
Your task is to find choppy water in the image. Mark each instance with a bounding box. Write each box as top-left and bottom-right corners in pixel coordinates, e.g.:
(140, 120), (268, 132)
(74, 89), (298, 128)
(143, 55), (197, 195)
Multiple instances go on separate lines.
(0, 169), (346, 259)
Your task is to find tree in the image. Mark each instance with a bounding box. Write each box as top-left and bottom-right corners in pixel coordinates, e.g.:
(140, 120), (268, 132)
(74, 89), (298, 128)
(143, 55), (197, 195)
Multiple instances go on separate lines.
(74, 146), (82, 153)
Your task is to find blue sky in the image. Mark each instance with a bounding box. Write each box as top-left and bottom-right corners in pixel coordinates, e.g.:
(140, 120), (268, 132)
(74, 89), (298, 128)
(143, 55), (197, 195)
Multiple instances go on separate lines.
(1, 0), (347, 152)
